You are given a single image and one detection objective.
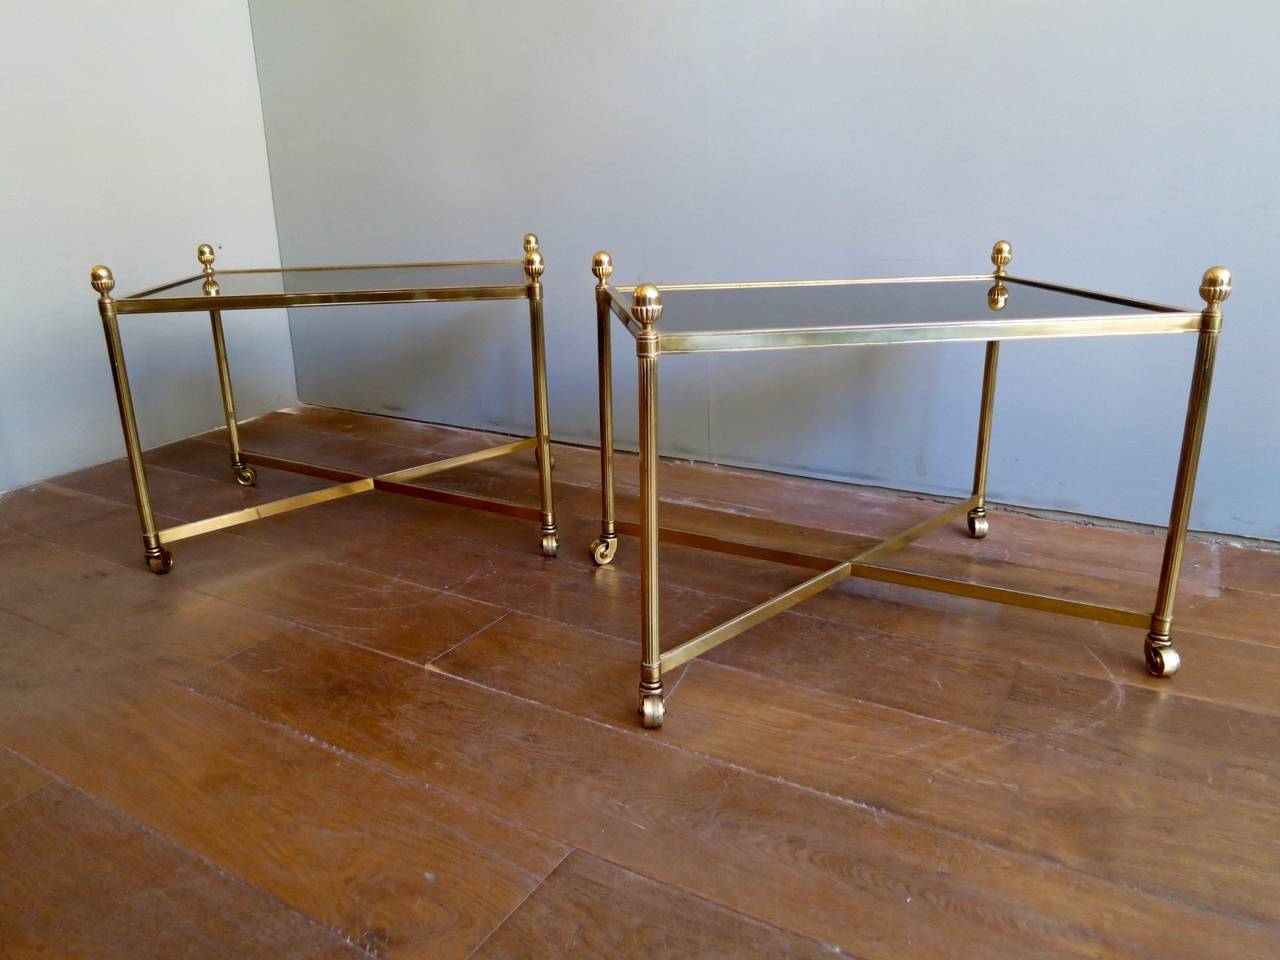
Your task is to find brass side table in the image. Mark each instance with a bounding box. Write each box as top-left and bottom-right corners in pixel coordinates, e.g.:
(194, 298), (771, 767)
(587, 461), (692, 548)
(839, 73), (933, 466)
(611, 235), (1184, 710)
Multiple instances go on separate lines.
(90, 234), (558, 573)
(587, 243), (1229, 728)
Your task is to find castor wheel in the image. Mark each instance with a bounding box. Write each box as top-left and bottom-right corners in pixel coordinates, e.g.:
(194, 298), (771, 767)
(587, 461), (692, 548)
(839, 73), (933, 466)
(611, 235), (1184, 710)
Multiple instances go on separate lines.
(966, 508), (989, 539)
(233, 463), (258, 486)
(640, 694), (665, 729)
(540, 533), (558, 558)
(145, 549), (174, 575)
(1145, 639), (1180, 677)
(590, 536), (618, 566)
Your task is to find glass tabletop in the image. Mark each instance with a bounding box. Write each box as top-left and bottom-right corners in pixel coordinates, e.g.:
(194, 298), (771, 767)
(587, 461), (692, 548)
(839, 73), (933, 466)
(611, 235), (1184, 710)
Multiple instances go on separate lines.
(623, 277), (1183, 336)
(127, 261), (527, 301)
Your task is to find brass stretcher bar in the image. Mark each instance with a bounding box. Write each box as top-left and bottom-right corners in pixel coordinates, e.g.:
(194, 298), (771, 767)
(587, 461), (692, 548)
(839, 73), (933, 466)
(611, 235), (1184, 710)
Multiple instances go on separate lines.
(587, 242), (1230, 728)
(91, 235), (560, 573)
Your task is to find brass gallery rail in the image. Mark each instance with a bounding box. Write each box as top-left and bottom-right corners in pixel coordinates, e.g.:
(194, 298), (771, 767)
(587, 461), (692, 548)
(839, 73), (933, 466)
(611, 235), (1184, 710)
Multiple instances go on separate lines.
(586, 241), (1230, 728)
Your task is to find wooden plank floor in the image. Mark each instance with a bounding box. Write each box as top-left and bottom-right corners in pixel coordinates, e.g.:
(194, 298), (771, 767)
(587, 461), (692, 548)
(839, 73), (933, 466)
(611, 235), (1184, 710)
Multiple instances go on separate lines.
(1, 404), (1277, 959)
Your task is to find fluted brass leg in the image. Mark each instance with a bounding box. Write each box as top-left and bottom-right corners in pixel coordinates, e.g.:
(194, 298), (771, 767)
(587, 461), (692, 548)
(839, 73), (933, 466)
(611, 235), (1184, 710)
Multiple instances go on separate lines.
(209, 309), (256, 486)
(590, 252), (618, 565)
(197, 244), (255, 486)
(967, 340), (1000, 539)
(524, 235), (557, 557)
(1146, 266), (1230, 677)
(634, 284), (664, 727)
(92, 266), (173, 575)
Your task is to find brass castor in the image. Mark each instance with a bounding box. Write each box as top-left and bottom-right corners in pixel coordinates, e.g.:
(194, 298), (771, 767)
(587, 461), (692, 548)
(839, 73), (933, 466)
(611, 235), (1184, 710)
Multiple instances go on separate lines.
(1145, 637), (1181, 677)
(146, 549), (174, 575)
(534, 446), (556, 470)
(590, 536), (618, 566)
(540, 533), (558, 558)
(640, 694), (665, 729)
(233, 463), (258, 486)
(966, 507), (989, 539)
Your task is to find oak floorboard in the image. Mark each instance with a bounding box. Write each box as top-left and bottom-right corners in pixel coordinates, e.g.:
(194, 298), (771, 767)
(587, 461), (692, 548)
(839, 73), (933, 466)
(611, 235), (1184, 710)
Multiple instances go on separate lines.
(0, 746), (49, 810)
(0, 613), (568, 959)
(434, 613), (1280, 923)
(0, 781), (367, 960)
(0, 526), (289, 680)
(227, 413), (597, 507)
(585, 529), (1280, 721)
(569, 444), (1247, 599)
(6, 488), (509, 668)
(575, 485), (1280, 650)
(9, 405), (1279, 958)
(472, 852), (843, 959)
(996, 665), (1280, 801)
(187, 630), (1279, 960)
(50, 453), (330, 523)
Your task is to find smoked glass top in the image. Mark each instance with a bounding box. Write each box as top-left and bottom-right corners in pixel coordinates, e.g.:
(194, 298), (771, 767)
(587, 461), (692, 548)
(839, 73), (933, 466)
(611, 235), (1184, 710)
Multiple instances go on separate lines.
(128, 261), (527, 301)
(625, 277), (1185, 335)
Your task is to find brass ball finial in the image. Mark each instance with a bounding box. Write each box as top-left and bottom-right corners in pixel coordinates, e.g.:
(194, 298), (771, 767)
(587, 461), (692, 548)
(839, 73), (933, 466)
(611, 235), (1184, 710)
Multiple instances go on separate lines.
(592, 251), (613, 284)
(197, 243), (216, 274)
(523, 233), (540, 255)
(523, 249), (545, 281)
(90, 265), (115, 298)
(991, 240), (1012, 277)
(1199, 266), (1232, 306)
(632, 283), (663, 326)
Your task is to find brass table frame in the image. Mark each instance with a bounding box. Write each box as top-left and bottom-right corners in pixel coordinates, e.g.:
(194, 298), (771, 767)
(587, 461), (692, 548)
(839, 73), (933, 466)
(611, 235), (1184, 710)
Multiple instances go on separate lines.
(90, 234), (558, 574)
(587, 243), (1230, 728)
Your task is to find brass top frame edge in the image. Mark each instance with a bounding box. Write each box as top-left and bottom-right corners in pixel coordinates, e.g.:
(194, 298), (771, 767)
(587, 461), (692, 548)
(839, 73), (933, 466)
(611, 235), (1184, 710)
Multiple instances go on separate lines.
(114, 285), (531, 314)
(1003, 275), (1197, 315)
(603, 284), (643, 336)
(215, 258), (522, 275)
(115, 259), (524, 303)
(614, 274), (991, 293)
(654, 313), (1202, 354)
(121, 272), (206, 300)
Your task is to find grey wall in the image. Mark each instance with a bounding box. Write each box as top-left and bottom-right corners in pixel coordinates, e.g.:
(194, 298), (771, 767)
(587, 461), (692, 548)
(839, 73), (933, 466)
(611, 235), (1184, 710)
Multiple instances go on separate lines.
(0, 1), (295, 492)
(248, 0), (1279, 540)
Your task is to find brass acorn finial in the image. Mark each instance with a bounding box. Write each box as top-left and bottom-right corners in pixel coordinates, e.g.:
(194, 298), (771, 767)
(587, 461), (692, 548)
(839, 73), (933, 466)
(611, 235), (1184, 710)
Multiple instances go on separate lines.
(524, 249), (545, 281)
(90, 265), (115, 299)
(1199, 266), (1232, 306)
(991, 240), (1012, 277)
(197, 243), (216, 275)
(523, 233), (540, 255)
(592, 250), (613, 285)
(632, 284), (663, 326)
(203, 276), (221, 296)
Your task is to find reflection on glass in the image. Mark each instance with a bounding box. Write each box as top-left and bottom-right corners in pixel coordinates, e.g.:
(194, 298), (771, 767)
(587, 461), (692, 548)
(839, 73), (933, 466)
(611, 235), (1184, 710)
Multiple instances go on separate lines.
(133, 262), (528, 300)
(649, 277), (1167, 334)
(987, 281), (1008, 312)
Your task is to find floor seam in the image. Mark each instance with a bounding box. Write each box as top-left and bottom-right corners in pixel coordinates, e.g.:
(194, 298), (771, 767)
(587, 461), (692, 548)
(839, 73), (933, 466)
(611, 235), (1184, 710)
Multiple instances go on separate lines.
(0, 749), (380, 959)
(428, 661), (1280, 932)
(179, 677), (567, 887)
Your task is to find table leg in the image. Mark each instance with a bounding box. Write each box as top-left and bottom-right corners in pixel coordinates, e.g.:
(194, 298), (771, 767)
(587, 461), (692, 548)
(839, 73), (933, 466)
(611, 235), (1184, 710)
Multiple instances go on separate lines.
(209, 309), (257, 487)
(634, 285), (664, 728)
(590, 252), (618, 565)
(967, 341), (1000, 538)
(1145, 266), (1229, 677)
(91, 266), (173, 574)
(524, 235), (557, 557)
